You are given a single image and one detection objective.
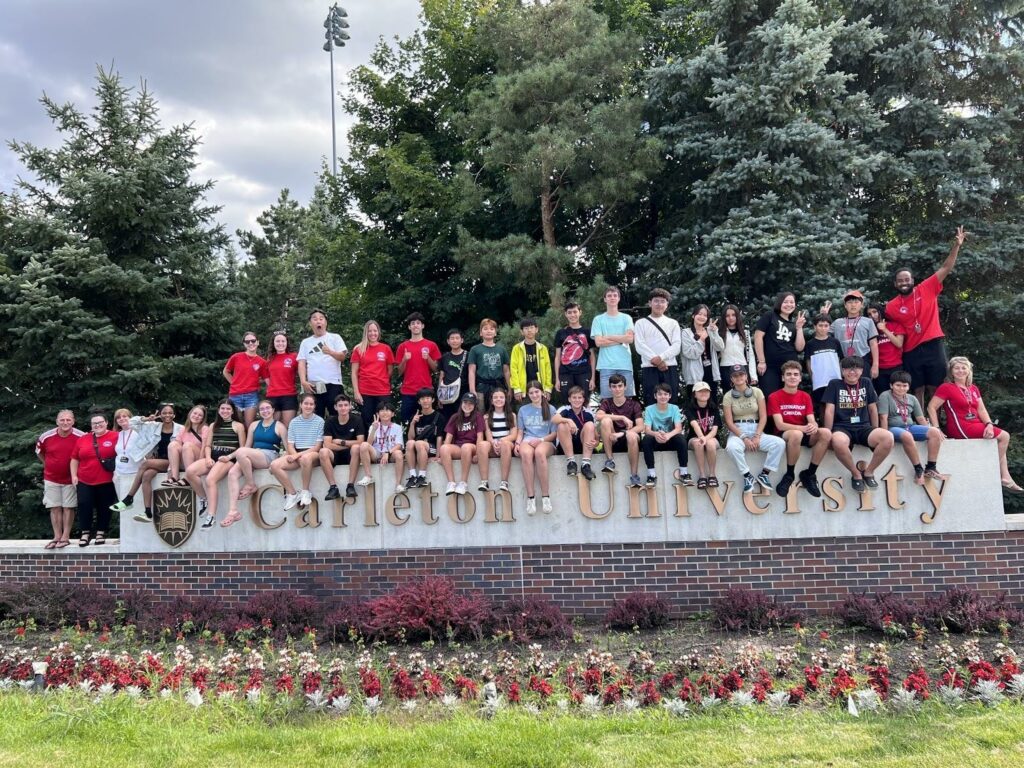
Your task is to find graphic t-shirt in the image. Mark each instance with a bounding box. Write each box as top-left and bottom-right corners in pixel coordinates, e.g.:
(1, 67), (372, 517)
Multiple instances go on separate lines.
(877, 391), (924, 428)
(517, 403), (556, 440)
(523, 342), (539, 385)
(755, 312), (801, 366)
(823, 377), (877, 428)
(830, 316), (877, 359)
(445, 411), (487, 446)
(643, 403), (683, 433)
(591, 312), (634, 370)
(468, 343), (509, 382)
(554, 327), (593, 371)
(934, 382), (983, 438)
(886, 273), (944, 352)
(36, 429), (85, 484)
(325, 414), (365, 450)
(350, 343), (395, 396)
(598, 398), (643, 426)
(875, 320), (905, 369)
(298, 332), (347, 385)
(439, 350), (469, 388)
(767, 388), (814, 427)
(266, 353), (298, 397)
(412, 410), (445, 444)
(686, 406), (721, 436)
(724, 387), (765, 421)
(805, 336), (844, 391)
(396, 339), (442, 395)
(371, 422), (404, 453)
(225, 352), (267, 395)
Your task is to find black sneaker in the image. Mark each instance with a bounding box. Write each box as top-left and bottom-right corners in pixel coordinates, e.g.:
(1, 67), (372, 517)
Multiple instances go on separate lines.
(324, 485), (340, 501)
(645, 474), (657, 488)
(581, 463), (596, 481)
(566, 459), (578, 477)
(851, 476), (866, 493)
(345, 483), (357, 499)
(776, 473), (795, 498)
(862, 473), (878, 489)
(798, 470), (820, 498)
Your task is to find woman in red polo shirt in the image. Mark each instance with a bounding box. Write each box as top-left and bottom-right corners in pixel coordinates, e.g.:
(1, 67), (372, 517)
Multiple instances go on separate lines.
(70, 411), (117, 546)
(350, 319), (395, 425)
(265, 331), (299, 426)
(223, 331), (268, 428)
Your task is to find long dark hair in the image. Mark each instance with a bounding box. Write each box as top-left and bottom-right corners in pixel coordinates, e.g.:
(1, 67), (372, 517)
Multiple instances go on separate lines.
(212, 400), (241, 432)
(453, 398), (479, 432)
(484, 388), (513, 432)
(719, 304), (747, 345)
(690, 304), (711, 335)
(525, 380), (551, 420)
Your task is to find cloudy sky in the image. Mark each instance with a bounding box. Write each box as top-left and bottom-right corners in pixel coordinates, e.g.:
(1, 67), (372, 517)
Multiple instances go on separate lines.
(1, 0), (422, 244)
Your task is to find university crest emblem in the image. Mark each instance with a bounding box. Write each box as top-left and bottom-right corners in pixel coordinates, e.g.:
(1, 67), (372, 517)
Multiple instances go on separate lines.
(152, 487), (197, 548)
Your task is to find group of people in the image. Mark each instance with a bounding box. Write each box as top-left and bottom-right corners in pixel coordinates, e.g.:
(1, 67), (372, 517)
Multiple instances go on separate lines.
(35, 228), (1020, 547)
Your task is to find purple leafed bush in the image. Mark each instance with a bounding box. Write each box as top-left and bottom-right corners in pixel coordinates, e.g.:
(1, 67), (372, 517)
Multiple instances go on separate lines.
(141, 595), (227, 636)
(496, 596), (573, 642)
(234, 590), (323, 640)
(836, 591), (924, 631)
(711, 586), (801, 632)
(922, 587), (1023, 633)
(604, 591), (672, 631)
(358, 576), (496, 643)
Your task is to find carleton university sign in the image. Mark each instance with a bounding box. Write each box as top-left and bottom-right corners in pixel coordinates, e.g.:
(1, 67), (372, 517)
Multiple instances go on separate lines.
(120, 441), (1006, 554)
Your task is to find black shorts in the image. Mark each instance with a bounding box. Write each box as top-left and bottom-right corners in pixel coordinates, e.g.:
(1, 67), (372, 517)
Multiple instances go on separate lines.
(901, 338), (947, 389)
(610, 435), (633, 453)
(834, 425), (875, 447)
(556, 435), (584, 455)
(327, 449), (353, 466)
(268, 394), (299, 413)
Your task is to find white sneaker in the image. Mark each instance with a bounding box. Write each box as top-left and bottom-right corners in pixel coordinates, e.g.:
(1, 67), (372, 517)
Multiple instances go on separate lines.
(356, 475), (373, 487)
(299, 489), (311, 508)
(477, 480), (489, 492)
(455, 481), (467, 495)
(282, 493), (299, 511)
(542, 497), (553, 514)
(445, 482), (457, 496)
(499, 480), (510, 492)
(395, 482), (407, 493)
(526, 497), (537, 515)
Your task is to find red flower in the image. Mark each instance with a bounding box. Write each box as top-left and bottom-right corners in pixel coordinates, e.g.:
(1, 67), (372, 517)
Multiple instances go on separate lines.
(787, 685), (806, 705)
(828, 669), (857, 700)
(865, 665), (890, 700)
(658, 672), (677, 693)
(638, 680), (661, 707)
(390, 669), (418, 701)
(421, 671), (444, 699)
(358, 668), (382, 698)
(275, 673), (294, 695)
(902, 668), (931, 700)
(528, 675), (553, 699)
(507, 681), (521, 704)
(583, 668), (603, 695)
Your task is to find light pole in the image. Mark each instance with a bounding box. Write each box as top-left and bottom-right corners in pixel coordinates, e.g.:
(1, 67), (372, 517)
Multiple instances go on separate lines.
(323, 4), (350, 176)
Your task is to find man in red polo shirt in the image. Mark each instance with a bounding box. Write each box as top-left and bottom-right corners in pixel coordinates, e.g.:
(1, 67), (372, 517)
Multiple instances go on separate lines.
(396, 312), (441, 424)
(35, 409), (85, 549)
(886, 226), (966, 402)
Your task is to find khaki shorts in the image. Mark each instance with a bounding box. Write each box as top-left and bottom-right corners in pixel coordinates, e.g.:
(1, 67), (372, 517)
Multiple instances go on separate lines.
(43, 480), (77, 509)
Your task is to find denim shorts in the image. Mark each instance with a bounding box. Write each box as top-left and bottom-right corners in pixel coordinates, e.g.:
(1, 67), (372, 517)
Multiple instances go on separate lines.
(229, 391), (259, 410)
(889, 424), (931, 442)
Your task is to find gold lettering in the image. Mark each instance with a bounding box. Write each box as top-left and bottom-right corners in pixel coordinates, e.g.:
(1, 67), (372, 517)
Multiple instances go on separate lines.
(385, 492), (410, 526)
(627, 485), (660, 518)
(251, 484), (286, 530)
(672, 483), (690, 518)
(821, 477), (845, 512)
(331, 497), (352, 528)
(920, 476), (948, 524)
(483, 489), (515, 523)
(578, 473), (614, 520)
(742, 484), (771, 515)
(364, 487), (379, 527)
(705, 482), (732, 516)
(882, 465), (905, 511)
(418, 485), (439, 525)
(447, 492), (476, 524)
(783, 479), (800, 514)
(857, 488), (876, 512)
(295, 499), (321, 528)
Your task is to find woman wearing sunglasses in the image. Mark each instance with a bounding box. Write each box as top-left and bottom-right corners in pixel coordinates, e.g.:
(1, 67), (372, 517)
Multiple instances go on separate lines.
(224, 331), (268, 428)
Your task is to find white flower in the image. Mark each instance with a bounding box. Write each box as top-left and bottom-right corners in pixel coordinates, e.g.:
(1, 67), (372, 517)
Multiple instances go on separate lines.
(305, 690), (328, 710)
(401, 699), (418, 713)
(936, 685), (966, 708)
(662, 698), (689, 717)
(888, 688), (920, 713)
(0, 680), (14, 691)
(185, 688), (204, 708)
(580, 694), (602, 715)
(329, 694), (352, 714)
(766, 691), (790, 711)
(700, 695), (722, 710)
(853, 689), (881, 712)
(18, 680), (35, 691)
(482, 682), (498, 702)
(555, 698), (569, 712)
(217, 691), (235, 704)
(124, 686), (143, 699)
(619, 697), (639, 714)
(97, 682), (116, 697)
(441, 694), (461, 709)
(245, 687), (262, 704)
(77, 680), (95, 694)
(731, 690), (756, 708)
(364, 696), (382, 715)
(160, 688), (173, 699)
(1005, 674), (1024, 699)
(972, 680), (1004, 707)
(523, 702), (540, 715)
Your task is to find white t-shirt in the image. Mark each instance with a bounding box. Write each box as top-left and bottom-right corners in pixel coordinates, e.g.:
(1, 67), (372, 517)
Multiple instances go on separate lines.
(114, 428), (144, 475)
(298, 332), (347, 385)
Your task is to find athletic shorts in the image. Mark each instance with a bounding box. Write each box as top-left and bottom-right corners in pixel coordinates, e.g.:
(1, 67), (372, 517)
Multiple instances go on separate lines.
(889, 425), (931, 442)
(834, 425), (876, 447)
(229, 391), (259, 410)
(43, 480), (76, 509)
(610, 435), (633, 453)
(267, 394), (299, 413)
(327, 449), (353, 466)
(901, 338), (947, 390)
(556, 435), (585, 455)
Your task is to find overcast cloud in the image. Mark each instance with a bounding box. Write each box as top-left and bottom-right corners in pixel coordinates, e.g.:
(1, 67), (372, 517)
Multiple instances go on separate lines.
(0, 0), (423, 245)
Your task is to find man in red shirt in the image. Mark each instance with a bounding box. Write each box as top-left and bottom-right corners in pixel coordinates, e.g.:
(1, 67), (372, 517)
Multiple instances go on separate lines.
(396, 312), (441, 424)
(886, 226), (966, 402)
(766, 362), (831, 498)
(35, 409), (85, 549)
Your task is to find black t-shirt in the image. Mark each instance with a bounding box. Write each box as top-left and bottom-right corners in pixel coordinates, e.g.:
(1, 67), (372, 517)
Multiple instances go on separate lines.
(439, 350), (469, 386)
(554, 327), (593, 371)
(823, 376), (877, 428)
(755, 311), (801, 366)
(325, 414), (366, 449)
(524, 342), (539, 384)
(685, 405), (722, 435)
(412, 410), (445, 444)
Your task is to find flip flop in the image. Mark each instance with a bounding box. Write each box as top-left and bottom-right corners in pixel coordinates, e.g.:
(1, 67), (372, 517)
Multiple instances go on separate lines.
(220, 510), (243, 527)
(160, 477), (178, 487)
(1002, 480), (1024, 493)
(44, 539), (58, 549)
(56, 539), (70, 548)
(175, 478), (190, 487)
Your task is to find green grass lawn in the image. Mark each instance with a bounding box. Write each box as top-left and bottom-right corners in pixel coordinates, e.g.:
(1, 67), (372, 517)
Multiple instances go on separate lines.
(2, 693), (1024, 768)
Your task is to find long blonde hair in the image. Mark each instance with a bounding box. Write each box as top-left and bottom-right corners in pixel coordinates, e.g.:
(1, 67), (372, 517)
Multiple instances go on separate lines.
(354, 320), (383, 357)
(946, 356), (974, 386)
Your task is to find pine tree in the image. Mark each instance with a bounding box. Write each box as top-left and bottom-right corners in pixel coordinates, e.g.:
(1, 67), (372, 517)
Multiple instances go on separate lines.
(0, 69), (240, 534)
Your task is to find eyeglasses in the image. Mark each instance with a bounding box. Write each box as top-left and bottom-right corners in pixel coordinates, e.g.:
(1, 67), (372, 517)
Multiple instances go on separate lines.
(244, 339), (258, 345)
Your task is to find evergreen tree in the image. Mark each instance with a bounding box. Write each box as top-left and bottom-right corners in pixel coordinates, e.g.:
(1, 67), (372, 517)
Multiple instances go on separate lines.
(0, 69), (239, 534)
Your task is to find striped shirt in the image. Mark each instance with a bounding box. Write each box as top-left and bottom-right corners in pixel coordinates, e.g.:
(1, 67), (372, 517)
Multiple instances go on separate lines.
(488, 410), (512, 440)
(287, 414), (325, 450)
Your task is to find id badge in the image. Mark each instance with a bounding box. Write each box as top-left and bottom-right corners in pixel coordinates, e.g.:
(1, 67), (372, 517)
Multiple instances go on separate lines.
(849, 416), (861, 424)
(119, 456), (129, 463)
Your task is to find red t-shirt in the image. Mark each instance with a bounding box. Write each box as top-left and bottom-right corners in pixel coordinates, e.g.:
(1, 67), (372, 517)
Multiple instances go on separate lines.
(935, 382), (983, 438)
(876, 319), (905, 369)
(36, 429), (85, 484)
(445, 411), (486, 446)
(351, 343), (395, 396)
(71, 431), (117, 485)
(266, 352), (298, 397)
(767, 388), (813, 427)
(225, 352), (268, 395)
(886, 274), (943, 352)
(396, 339), (442, 395)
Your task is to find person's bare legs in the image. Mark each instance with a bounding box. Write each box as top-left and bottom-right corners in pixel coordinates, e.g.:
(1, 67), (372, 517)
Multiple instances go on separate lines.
(520, 442), (537, 496)
(533, 442), (554, 495)
(459, 444), (474, 483)
(689, 438), (707, 479)
(864, 429), (894, 475)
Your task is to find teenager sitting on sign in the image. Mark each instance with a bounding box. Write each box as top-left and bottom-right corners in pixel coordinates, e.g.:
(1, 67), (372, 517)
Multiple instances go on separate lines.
(723, 365), (785, 495)
(766, 361), (830, 498)
(878, 371), (945, 485)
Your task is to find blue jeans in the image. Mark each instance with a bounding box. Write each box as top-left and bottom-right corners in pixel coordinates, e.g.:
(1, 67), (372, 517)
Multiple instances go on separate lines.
(890, 424), (931, 441)
(726, 422), (784, 476)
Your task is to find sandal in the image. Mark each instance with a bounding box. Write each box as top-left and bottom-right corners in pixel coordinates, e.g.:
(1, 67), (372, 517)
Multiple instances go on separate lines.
(220, 510), (243, 527)
(697, 477), (708, 490)
(93, 531), (107, 545)
(56, 539), (70, 549)
(707, 476), (719, 488)
(78, 533), (91, 547)
(238, 484), (257, 500)
(44, 539), (58, 549)
(175, 478), (190, 487)
(160, 476), (179, 487)
(1002, 480), (1024, 493)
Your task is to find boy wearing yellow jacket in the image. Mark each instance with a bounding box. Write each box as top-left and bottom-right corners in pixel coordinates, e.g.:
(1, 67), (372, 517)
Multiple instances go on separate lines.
(511, 317), (553, 401)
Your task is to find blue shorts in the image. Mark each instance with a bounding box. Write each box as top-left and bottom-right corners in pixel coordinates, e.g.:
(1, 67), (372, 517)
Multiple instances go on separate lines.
(598, 369), (636, 399)
(229, 391), (259, 410)
(890, 424), (931, 442)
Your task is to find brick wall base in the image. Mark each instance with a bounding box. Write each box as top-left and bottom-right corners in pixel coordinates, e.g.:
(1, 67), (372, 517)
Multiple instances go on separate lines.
(2, 530), (1022, 618)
